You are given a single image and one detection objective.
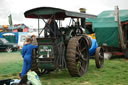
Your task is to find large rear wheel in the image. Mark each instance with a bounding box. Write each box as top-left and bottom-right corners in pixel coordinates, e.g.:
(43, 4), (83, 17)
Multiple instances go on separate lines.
(66, 36), (89, 77)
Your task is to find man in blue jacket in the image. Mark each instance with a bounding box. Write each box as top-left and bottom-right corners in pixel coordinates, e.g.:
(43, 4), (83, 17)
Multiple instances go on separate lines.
(21, 37), (38, 78)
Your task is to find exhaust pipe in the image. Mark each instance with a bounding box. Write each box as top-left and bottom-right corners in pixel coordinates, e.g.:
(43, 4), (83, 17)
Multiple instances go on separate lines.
(79, 8), (86, 29)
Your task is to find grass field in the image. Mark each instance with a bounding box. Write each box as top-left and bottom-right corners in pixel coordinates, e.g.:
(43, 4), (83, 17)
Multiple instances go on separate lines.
(0, 52), (128, 85)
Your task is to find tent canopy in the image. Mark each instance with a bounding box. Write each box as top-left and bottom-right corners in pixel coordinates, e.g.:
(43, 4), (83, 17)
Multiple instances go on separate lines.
(88, 10), (128, 48)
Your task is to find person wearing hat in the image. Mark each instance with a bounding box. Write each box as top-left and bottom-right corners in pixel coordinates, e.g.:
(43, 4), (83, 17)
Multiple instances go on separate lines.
(21, 37), (38, 78)
(31, 35), (38, 45)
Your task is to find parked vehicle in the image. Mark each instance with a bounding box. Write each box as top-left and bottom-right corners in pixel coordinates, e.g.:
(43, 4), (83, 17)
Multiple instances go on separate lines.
(0, 32), (28, 49)
(0, 38), (18, 52)
(24, 7), (104, 77)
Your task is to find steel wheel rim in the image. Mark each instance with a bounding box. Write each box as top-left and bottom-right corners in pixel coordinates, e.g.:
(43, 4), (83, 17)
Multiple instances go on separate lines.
(95, 47), (104, 68)
(76, 37), (89, 76)
(99, 48), (104, 66)
(6, 47), (12, 52)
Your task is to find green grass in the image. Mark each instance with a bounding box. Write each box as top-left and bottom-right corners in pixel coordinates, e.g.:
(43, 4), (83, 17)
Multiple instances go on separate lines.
(40, 59), (128, 85)
(0, 52), (23, 79)
(0, 52), (128, 85)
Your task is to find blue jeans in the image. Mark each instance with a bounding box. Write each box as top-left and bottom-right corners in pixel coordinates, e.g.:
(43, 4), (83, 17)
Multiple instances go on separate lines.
(21, 55), (32, 77)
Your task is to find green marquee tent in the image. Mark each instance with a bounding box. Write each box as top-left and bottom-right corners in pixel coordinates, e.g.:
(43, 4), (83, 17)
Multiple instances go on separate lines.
(88, 10), (128, 48)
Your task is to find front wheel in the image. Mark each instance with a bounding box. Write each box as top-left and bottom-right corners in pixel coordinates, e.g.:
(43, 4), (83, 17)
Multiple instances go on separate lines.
(6, 47), (12, 53)
(95, 47), (104, 68)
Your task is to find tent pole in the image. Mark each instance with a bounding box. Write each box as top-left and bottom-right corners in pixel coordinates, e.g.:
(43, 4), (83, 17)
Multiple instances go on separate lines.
(115, 6), (126, 49)
(38, 18), (40, 37)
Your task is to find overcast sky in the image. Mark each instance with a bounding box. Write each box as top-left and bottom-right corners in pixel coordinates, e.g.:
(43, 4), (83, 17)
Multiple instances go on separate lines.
(0, 0), (128, 28)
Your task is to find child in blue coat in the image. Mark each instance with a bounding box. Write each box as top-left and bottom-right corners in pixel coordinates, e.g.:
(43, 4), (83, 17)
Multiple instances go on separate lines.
(21, 37), (38, 78)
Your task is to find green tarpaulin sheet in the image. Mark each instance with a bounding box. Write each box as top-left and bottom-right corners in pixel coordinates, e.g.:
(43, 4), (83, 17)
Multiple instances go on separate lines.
(87, 10), (128, 48)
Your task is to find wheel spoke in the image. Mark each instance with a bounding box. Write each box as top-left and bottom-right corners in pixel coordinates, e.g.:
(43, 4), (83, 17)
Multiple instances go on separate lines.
(80, 56), (88, 62)
(80, 63), (85, 73)
(78, 39), (87, 53)
(79, 39), (83, 46)
(76, 51), (81, 56)
(76, 45), (88, 61)
(77, 46), (84, 55)
(81, 47), (86, 52)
